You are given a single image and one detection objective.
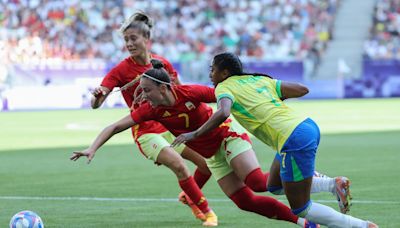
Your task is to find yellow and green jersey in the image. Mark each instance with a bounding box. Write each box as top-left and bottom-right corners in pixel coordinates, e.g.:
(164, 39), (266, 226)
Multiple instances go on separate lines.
(215, 75), (307, 151)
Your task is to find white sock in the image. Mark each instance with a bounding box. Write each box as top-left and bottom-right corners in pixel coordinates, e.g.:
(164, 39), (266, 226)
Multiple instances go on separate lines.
(304, 202), (368, 228)
(270, 177), (334, 195)
(297, 217), (306, 227)
(311, 177), (335, 193)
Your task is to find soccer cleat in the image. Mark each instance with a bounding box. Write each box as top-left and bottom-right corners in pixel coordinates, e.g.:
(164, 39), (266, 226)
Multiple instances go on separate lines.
(367, 221), (379, 228)
(189, 202), (206, 221)
(178, 191), (206, 221)
(202, 210), (218, 227)
(334, 176), (353, 214)
(304, 220), (320, 228)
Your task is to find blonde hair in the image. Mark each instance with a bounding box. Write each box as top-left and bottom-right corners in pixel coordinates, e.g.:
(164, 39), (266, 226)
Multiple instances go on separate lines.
(119, 11), (153, 38)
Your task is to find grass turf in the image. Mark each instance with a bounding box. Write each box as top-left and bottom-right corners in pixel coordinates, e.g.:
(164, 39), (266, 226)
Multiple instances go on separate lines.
(1, 98), (399, 227)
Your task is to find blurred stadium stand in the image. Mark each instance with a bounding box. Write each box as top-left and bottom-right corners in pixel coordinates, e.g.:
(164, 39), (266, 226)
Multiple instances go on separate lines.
(0, 0), (399, 111)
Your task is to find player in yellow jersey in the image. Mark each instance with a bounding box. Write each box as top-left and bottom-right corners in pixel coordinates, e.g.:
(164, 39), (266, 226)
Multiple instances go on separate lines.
(173, 52), (378, 228)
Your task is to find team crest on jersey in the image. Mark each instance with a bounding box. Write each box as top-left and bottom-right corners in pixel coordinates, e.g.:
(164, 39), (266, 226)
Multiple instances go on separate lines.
(185, 101), (196, 110)
(162, 111), (171, 117)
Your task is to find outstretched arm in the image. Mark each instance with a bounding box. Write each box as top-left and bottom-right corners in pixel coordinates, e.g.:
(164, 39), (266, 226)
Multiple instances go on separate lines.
(280, 81), (309, 100)
(70, 115), (135, 163)
(171, 98), (232, 147)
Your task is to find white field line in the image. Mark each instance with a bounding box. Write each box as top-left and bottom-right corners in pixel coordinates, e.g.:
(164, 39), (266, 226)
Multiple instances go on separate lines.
(0, 196), (399, 205)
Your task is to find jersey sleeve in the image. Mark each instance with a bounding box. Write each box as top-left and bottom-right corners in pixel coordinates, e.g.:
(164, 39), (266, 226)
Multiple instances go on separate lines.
(101, 66), (121, 90)
(215, 83), (235, 103)
(274, 79), (283, 98)
(130, 104), (154, 124)
(189, 85), (216, 103)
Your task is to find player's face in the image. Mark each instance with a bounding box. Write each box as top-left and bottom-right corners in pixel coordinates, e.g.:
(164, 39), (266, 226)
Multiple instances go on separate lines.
(123, 28), (149, 58)
(209, 62), (227, 86)
(140, 77), (165, 107)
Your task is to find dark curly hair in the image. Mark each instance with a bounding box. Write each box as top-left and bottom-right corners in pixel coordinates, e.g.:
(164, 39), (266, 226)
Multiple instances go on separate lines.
(213, 52), (273, 78)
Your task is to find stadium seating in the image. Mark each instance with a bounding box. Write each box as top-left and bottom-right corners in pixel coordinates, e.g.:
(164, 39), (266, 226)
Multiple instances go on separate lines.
(1, 0), (340, 64)
(364, 0), (400, 60)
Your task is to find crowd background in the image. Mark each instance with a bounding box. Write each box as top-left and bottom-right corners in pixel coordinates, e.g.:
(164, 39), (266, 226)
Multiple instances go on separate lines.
(364, 0), (400, 60)
(1, 0), (340, 65)
(1, 0), (400, 111)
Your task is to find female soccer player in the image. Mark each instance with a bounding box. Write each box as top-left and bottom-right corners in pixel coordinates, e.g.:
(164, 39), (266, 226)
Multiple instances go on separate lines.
(173, 52), (378, 228)
(84, 11), (214, 224)
(72, 60), (319, 228)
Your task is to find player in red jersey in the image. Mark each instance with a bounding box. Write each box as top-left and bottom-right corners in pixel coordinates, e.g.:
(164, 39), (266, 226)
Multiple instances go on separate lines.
(71, 60), (319, 228)
(80, 11), (215, 225)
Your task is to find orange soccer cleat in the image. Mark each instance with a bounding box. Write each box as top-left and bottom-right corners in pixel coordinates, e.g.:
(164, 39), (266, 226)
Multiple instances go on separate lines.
(178, 191), (206, 221)
(202, 210), (218, 227)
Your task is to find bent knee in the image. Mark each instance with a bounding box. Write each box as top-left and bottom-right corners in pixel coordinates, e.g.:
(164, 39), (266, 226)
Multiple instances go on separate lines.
(247, 182), (267, 192)
(170, 160), (190, 179)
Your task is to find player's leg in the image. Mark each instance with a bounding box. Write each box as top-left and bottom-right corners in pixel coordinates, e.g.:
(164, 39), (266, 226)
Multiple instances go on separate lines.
(216, 170), (315, 227)
(228, 148), (268, 192)
(135, 133), (211, 222)
(267, 155), (351, 213)
(266, 157), (286, 194)
(178, 147), (212, 218)
(208, 139), (317, 227)
(280, 119), (377, 227)
(254, 123), (346, 200)
(221, 129), (268, 192)
(310, 175), (352, 213)
(282, 160), (374, 227)
(156, 147), (213, 223)
(163, 132), (212, 218)
(309, 119), (352, 213)
(224, 135), (326, 197)
(181, 146), (211, 188)
(164, 131), (211, 188)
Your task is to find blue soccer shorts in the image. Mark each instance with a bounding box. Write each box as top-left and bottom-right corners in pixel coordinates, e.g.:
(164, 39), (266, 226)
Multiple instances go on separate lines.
(275, 118), (320, 182)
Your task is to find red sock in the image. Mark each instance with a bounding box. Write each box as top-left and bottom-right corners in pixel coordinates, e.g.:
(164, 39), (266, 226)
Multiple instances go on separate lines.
(230, 186), (298, 224)
(179, 176), (210, 213)
(244, 168), (268, 192)
(193, 168), (211, 189)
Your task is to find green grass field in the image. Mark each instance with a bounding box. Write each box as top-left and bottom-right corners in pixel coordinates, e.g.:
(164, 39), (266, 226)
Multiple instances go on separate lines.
(1, 98), (400, 227)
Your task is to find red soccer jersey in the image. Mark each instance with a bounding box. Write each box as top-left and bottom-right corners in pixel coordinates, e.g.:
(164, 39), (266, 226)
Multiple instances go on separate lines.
(101, 54), (178, 139)
(130, 85), (250, 158)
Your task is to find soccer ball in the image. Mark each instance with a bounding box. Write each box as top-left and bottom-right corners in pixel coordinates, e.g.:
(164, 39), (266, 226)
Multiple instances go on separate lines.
(9, 211), (44, 228)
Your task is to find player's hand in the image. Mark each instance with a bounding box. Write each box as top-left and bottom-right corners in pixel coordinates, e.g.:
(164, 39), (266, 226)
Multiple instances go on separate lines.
(91, 87), (107, 98)
(171, 132), (197, 147)
(70, 149), (96, 164)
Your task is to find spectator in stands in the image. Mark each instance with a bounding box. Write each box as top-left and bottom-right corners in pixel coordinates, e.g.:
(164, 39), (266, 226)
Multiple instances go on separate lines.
(364, 0), (400, 60)
(1, 0), (340, 64)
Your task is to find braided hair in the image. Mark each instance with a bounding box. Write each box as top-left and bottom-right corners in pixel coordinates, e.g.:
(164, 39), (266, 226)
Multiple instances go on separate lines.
(213, 52), (273, 79)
